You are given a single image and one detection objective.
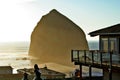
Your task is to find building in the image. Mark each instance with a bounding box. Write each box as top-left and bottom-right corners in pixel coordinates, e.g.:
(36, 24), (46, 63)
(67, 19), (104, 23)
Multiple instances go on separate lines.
(71, 24), (120, 80)
(0, 66), (13, 74)
(17, 66), (66, 80)
(89, 23), (120, 55)
(0, 66), (23, 80)
(0, 74), (23, 80)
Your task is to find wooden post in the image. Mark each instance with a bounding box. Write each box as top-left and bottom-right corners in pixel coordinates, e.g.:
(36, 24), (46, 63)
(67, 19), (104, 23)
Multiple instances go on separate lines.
(71, 50), (73, 62)
(100, 51), (102, 66)
(77, 50), (80, 62)
(109, 52), (112, 80)
(91, 51), (94, 64)
(89, 65), (92, 80)
(84, 50), (86, 63)
(79, 64), (82, 80)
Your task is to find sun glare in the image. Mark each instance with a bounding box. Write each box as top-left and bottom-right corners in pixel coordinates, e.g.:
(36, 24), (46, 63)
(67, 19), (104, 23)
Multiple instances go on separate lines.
(0, 0), (35, 42)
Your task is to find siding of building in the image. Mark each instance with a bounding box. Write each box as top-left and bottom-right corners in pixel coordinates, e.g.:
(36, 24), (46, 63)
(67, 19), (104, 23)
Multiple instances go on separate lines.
(0, 66), (13, 74)
(0, 73), (23, 80)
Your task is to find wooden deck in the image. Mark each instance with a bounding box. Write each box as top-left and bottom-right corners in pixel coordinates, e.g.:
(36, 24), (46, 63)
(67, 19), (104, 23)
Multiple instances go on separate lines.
(71, 50), (120, 72)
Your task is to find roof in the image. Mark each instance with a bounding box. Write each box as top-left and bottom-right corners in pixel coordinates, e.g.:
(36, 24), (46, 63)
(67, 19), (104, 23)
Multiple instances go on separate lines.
(17, 67), (66, 76)
(40, 68), (66, 76)
(0, 66), (13, 69)
(89, 24), (120, 36)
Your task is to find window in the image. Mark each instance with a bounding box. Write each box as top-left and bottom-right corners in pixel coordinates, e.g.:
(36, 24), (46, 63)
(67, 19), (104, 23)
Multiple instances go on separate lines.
(109, 38), (117, 53)
(101, 38), (108, 52)
(101, 37), (118, 53)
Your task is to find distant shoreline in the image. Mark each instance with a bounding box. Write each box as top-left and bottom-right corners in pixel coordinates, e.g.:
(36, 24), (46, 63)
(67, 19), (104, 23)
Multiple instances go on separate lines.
(0, 40), (99, 52)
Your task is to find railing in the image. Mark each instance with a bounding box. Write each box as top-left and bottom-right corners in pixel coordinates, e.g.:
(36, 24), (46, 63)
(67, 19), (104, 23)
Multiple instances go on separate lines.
(71, 50), (120, 67)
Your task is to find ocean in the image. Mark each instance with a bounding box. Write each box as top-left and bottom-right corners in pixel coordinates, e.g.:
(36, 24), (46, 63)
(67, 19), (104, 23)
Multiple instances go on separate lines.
(88, 41), (99, 50)
(0, 42), (30, 73)
(0, 41), (100, 75)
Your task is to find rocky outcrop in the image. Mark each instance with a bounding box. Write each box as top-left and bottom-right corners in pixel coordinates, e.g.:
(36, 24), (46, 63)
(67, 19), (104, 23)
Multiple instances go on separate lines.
(29, 9), (88, 66)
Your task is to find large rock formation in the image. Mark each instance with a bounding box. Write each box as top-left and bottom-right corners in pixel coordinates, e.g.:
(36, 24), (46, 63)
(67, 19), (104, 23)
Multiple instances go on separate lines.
(29, 9), (88, 66)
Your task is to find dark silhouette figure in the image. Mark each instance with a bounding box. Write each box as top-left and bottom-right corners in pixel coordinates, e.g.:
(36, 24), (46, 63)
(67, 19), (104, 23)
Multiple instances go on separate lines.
(22, 72), (29, 80)
(74, 69), (80, 80)
(33, 64), (42, 80)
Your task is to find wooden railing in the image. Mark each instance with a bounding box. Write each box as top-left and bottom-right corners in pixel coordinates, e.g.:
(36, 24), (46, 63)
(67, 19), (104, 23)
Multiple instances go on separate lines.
(71, 50), (120, 67)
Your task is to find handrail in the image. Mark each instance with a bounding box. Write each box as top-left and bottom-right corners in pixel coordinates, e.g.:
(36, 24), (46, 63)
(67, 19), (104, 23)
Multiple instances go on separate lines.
(71, 50), (120, 67)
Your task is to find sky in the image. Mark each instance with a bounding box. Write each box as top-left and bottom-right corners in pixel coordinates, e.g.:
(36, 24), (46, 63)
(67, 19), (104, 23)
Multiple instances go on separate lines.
(0, 0), (120, 42)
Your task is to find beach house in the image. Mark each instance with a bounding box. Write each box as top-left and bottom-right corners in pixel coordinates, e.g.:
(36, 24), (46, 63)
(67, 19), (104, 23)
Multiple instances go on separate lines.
(0, 66), (23, 80)
(17, 66), (66, 80)
(71, 24), (120, 80)
(0, 66), (13, 74)
(89, 24), (120, 55)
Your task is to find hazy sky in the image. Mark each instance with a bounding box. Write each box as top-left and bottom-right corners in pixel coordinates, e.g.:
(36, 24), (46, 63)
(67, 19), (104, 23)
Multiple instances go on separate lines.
(0, 0), (120, 42)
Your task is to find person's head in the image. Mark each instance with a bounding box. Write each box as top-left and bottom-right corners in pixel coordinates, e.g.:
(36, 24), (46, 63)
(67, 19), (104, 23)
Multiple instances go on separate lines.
(34, 64), (39, 70)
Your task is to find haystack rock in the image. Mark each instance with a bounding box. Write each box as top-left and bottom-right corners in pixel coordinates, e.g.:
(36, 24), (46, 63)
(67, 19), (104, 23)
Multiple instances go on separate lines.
(29, 9), (89, 66)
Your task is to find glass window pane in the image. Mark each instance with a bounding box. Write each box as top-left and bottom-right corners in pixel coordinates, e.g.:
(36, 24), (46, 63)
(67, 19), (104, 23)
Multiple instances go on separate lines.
(101, 38), (108, 52)
(110, 38), (117, 53)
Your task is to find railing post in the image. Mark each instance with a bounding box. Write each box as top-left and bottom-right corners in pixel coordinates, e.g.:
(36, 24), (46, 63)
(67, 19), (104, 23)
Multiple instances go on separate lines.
(89, 65), (92, 80)
(79, 64), (82, 80)
(109, 51), (112, 80)
(84, 50), (86, 63)
(100, 51), (102, 66)
(91, 51), (94, 64)
(71, 50), (73, 62)
(77, 50), (80, 62)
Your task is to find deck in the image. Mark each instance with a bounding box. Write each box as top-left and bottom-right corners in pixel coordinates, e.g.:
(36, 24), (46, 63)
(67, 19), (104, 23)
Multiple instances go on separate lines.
(71, 50), (120, 71)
